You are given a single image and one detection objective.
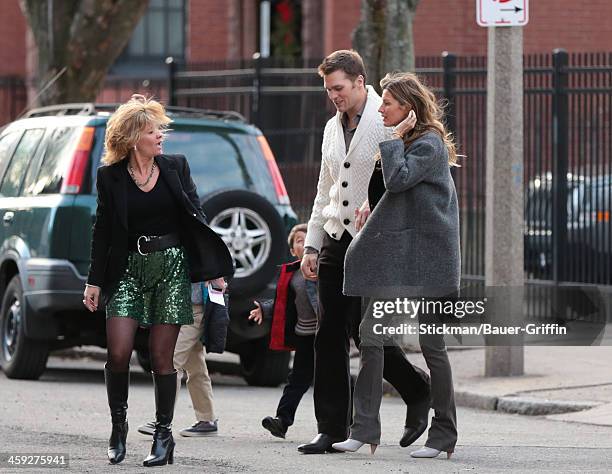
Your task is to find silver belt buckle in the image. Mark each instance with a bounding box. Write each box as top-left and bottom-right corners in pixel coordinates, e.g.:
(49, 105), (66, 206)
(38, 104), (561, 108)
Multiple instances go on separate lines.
(136, 235), (152, 256)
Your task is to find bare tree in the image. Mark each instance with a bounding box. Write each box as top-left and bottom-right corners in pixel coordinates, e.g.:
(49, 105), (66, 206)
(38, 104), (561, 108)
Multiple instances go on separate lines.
(352, 0), (420, 90)
(302, 0), (323, 61)
(20, 0), (149, 106)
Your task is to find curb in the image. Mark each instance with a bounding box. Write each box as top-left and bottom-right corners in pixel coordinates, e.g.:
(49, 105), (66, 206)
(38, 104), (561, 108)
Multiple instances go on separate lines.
(58, 349), (601, 417)
(495, 396), (600, 415)
(381, 380), (600, 416)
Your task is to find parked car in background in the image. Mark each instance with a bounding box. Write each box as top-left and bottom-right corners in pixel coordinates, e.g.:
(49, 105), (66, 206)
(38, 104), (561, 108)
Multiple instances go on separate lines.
(524, 172), (611, 284)
(0, 103), (297, 385)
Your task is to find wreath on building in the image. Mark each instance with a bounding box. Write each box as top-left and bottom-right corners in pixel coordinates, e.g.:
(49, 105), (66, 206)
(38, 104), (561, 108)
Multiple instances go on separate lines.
(271, 0), (301, 58)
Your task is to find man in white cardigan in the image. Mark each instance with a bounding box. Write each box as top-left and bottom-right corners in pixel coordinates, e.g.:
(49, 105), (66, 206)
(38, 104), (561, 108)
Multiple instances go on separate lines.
(298, 50), (431, 454)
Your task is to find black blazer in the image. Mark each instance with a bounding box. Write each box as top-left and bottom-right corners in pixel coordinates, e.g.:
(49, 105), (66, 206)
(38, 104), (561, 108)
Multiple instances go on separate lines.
(87, 154), (234, 302)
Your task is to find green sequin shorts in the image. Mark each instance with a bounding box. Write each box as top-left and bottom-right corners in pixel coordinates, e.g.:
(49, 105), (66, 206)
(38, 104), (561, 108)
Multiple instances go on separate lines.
(106, 246), (193, 327)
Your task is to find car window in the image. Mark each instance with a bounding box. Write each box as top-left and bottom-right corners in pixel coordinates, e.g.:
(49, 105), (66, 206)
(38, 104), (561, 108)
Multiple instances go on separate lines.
(0, 130), (22, 182)
(0, 128), (45, 198)
(229, 133), (278, 203)
(163, 129), (253, 197)
(585, 180), (611, 212)
(24, 126), (82, 195)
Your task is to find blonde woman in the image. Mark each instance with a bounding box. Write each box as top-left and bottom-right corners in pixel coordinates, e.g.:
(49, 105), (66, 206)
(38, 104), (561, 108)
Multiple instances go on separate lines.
(334, 72), (461, 459)
(83, 95), (233, 467)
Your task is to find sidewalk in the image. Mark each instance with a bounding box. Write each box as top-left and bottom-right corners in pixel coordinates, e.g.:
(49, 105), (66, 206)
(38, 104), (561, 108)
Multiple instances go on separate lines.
(371, 345), (612, 427)
(57, 336), (612, 427)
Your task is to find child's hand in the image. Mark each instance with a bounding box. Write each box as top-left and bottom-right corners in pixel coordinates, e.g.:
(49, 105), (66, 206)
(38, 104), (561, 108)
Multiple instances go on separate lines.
(248, 301), (263, 325)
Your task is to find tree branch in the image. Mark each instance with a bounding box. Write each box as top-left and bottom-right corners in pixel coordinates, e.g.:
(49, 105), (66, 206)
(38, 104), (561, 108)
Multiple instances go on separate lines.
(22, 0), (149, 105)
(352, 0), (419, 90)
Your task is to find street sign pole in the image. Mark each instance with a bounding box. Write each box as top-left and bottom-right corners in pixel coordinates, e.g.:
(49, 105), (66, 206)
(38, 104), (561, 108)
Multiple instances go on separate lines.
(480, 1), (528, 376)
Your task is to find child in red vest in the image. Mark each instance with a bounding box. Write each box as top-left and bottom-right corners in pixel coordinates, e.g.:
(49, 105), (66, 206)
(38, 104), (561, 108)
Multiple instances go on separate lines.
(249, 223), (317, 438)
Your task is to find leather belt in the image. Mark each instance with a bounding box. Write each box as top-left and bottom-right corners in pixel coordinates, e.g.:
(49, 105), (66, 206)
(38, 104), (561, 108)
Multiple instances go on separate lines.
(129, 232), (181, 255)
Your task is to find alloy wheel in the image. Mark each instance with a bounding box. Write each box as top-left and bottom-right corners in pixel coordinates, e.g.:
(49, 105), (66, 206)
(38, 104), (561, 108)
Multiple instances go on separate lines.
(2, 298), (20, 363)
(210, 207), (272, 278)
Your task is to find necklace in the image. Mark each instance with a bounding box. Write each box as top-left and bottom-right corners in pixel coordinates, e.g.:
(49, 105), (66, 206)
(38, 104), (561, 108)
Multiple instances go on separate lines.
(128, 160), (156, 188)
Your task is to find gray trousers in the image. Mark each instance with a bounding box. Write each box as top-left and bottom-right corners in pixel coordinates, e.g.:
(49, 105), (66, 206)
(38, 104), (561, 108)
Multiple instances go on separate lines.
(350, 299), (457, 451)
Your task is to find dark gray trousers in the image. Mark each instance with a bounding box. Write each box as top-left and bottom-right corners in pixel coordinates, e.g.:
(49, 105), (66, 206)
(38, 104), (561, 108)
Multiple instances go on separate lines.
(350, 299), (457, 451)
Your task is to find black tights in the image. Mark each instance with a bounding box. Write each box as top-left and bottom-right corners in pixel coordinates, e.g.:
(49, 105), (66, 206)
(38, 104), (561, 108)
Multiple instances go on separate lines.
(106, 317), (181, 374)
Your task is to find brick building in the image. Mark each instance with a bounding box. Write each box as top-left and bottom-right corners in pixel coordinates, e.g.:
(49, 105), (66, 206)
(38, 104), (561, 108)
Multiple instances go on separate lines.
(2, 0), (612, 80)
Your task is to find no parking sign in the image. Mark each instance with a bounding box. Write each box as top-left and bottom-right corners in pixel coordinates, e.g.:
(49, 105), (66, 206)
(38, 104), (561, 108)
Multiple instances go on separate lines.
(477, 0), (529, 27)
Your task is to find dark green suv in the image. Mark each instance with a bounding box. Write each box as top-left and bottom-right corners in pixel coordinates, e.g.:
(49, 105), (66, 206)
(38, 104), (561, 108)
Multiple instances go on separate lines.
(0, 104), (297, 385)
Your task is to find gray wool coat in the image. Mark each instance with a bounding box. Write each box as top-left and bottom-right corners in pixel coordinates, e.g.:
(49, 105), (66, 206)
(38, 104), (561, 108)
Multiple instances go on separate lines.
(343, 131), (461, 298)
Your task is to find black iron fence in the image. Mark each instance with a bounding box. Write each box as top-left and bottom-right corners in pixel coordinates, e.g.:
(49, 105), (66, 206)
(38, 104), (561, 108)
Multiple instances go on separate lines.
(176, 52), (610, 286)
(167, 56), (331, 166)
(3, 52), (611, 298)
(426, 51), (612, 289)
(0, 76), (165, 127)
(167, 52), (611, 289)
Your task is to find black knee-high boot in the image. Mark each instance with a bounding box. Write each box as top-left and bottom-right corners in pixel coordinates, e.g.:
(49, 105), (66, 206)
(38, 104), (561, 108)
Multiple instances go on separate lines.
(104, 363), (129, 464)
(143, 371), (177, 467)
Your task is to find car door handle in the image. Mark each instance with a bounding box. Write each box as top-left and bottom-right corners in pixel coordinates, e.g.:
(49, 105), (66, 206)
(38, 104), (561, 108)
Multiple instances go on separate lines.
(3, 212), (14, 224)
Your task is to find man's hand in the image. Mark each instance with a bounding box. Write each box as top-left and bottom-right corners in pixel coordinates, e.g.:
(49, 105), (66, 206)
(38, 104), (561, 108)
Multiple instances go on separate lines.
(206, 277), (227, 293)
(83, 285), (100, 312)
(248, 301), (263, 325)
(301, 252), (318, 281)
(355, 199), (371, 232)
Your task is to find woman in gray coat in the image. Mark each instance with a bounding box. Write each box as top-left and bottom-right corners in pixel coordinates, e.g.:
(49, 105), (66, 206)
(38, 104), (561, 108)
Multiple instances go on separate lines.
(332, 72), (460, 459)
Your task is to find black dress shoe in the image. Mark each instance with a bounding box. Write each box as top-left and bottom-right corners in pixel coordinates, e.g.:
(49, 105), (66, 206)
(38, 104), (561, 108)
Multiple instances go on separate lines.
(297, 433), (344, 454)
(399, 395), (431, 448)
(399, 422), (428, 448)
(262, 416), (288, 439)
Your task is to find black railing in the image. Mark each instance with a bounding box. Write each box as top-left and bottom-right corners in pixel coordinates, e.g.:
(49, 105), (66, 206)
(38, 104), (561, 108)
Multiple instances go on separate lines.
(167, 51), (610, 291)
(168, 56), (332, 166)
(5, 52), (611, 297)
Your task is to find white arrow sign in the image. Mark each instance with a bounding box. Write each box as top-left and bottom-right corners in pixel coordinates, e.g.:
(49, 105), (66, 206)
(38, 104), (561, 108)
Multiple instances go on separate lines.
(477, 0), (529, 27)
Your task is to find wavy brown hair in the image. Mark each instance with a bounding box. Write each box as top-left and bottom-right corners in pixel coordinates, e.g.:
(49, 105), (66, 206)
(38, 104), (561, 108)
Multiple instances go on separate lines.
(102, 94), (171, 165)
(380, 72), (459, 166)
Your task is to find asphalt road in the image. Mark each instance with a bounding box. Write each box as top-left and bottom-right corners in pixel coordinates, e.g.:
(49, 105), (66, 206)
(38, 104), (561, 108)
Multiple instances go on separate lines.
(1, 356), (611, 473)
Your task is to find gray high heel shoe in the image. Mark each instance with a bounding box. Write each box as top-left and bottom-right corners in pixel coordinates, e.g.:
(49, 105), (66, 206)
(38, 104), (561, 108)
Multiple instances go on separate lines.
(410, 446), (453, 459)
(332, 438), (378, 454)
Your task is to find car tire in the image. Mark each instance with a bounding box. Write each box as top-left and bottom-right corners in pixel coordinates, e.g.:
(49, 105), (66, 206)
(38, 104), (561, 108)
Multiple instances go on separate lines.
(0, 276), (49, 379)
(240, 338), (290, 387)
(201, 190), (287, 295)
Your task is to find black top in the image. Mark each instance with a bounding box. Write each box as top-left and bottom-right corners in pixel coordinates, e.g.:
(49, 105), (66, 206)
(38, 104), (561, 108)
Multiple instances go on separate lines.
(368, 160), (385, 211)
(87, 154), (234, 293)
(127, 168), (181, 237)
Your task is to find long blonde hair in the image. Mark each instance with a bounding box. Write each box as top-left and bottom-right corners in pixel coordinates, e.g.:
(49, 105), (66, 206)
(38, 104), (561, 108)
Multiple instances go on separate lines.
(381, 72), (459, 166)
(102, 94), (171, 165)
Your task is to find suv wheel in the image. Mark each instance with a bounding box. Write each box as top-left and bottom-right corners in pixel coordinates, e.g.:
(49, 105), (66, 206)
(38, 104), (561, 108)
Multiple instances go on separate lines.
(202, 190), (287, 295)
(0, 276), (49, 379)
(239, 338), (290, 387)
